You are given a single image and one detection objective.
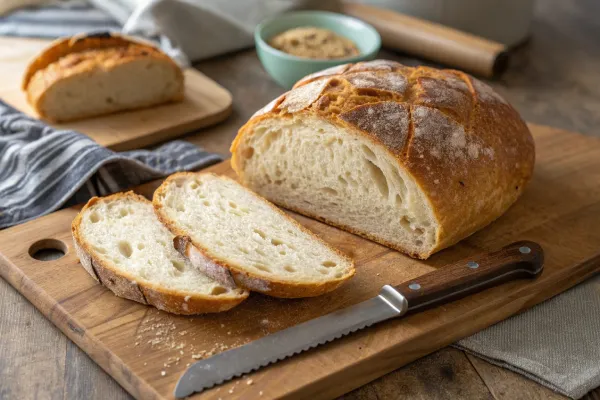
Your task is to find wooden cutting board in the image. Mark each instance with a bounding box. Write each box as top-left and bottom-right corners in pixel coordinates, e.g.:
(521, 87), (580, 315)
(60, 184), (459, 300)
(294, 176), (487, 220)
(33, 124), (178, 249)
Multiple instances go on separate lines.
(0, 37), (232, 151)
(1, 124), (600, 400)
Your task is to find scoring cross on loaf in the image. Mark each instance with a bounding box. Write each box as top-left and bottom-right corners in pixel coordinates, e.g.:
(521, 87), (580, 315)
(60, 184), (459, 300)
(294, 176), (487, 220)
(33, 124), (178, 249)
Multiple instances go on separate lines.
(232, 60), (535, 259)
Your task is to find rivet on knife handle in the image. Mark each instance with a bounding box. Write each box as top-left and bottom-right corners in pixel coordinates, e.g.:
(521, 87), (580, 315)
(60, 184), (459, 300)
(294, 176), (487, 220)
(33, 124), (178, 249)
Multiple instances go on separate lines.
(174, 241), (544, 398)
(395, 240), (544, 313)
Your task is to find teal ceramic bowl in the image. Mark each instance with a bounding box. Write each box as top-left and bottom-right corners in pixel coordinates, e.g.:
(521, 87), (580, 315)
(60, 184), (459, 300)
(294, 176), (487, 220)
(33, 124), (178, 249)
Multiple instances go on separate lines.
(255, 11), (381, 89)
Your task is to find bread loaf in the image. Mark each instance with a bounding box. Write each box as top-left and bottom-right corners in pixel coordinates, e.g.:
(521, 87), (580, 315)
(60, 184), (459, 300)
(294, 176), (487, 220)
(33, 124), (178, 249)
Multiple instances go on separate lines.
(72, 192), (248, 314)
(153, 172), (355, 298)
(22, 32), (184, 122)
(231, 60), (535, 259)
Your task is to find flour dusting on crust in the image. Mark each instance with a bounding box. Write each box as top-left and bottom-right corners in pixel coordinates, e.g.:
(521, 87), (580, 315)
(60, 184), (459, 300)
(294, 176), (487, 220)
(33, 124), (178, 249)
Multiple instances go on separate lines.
(472, 78), (508, 104)
(279, 79), (330, 113)
(347, 60), (402, 72)
(416, 77), (472, 122)
(252, 95), (284, 118)
(340, 102), (410, 153)
(294, 64), (350, 88)
(345, 72), (408, 95)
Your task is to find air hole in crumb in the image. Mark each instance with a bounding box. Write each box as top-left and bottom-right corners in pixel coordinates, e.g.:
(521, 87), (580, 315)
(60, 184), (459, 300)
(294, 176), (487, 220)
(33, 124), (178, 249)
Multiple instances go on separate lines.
(322, 261), (337, 268)
(271, 238), (283, 246)
(321, 187), (338, 196)
(284, 265), (296, 273)
(106, 97), (114, 104)
(175, 180), (184, 188)
(415, 240), (423, 247)
(395, 194), (402, 205)
(238, 247), (249, 254)
(280, 145), (287, 154)
(253, 229), (266, 239)
(242, 147), (254, 159)
(137, 243), (145, 250)
(366, 160), (389, 198)
(291, 183), (299, 189)
(337, 176), (348, 186)
(274, 180), (283, 185)
(203, 200), (210, 206)
(400, 216), (411, 230)
(288, 243), (297, 250)
(415, 228), (425, 235)
(229, 201), (237, 208)
(254, 264), (271, 273)
(190, 182), (199, 190)
(171, 260), (185, 272)
(211, 286), (227, 295)
(279, 250), (286, 255)
(118, 241), (133, 258)
(176, 204), (185, 212)
(334, 272), (344, 278)
(216, 241), (224, 246)
(275, 169), (282, 177)
(119, 208), (129, 217)
(256, 248), (266, 256)
(89, 212), (101, 223)
(361, 145), (376, 161)
(319, 268), (329, 275)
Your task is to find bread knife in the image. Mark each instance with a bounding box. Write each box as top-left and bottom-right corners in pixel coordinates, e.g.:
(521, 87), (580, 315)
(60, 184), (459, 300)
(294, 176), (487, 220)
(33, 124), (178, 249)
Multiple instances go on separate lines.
(175, 241), (543, 398)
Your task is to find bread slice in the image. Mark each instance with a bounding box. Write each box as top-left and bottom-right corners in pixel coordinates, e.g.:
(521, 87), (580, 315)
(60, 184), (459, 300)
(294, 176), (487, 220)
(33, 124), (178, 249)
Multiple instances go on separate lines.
(23, 32), (184, 122)
(72, 192), (248, 314)
(231, 60), (535, 259)
(152, 172), (355, 298)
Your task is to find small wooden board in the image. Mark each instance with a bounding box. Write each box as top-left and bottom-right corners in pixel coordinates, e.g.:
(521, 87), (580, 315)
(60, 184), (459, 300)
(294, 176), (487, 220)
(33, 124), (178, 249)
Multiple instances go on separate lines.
(0, 37), (232, 151)
(1, 124), (600, 400)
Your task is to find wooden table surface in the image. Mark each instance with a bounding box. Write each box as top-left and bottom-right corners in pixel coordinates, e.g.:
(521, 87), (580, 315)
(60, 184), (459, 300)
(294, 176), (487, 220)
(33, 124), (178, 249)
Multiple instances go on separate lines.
(2, 0), (600, 399)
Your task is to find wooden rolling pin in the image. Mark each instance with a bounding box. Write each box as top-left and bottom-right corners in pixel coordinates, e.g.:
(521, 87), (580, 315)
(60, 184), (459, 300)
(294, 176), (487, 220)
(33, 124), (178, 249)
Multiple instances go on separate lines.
(343, 2), (509, 78)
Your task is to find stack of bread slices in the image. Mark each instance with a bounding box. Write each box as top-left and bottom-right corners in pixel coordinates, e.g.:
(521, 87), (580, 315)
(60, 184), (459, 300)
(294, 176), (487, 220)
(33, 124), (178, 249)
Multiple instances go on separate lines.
(72, 173), (355, 315)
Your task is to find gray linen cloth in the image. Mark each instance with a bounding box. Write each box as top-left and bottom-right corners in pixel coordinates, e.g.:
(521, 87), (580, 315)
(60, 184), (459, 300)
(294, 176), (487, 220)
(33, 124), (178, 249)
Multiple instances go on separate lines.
(2, 1), (599, 398)
(456, 276), (600, 398)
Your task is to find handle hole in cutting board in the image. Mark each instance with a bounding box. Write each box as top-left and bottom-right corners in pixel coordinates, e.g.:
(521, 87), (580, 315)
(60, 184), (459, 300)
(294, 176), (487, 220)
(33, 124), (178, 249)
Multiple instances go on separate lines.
(29, 239), (67, 261)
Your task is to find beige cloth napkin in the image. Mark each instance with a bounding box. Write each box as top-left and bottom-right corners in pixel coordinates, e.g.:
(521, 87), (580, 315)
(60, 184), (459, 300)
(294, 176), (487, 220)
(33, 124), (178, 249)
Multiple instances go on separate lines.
(456, 274), (600, 399)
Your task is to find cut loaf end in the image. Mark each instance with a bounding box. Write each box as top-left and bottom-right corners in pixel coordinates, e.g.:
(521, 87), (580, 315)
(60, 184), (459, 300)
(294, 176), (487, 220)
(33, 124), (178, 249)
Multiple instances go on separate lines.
(232, 115), (439, 258)
(153, 172), (355, 298)
(72, 192), (248, 314)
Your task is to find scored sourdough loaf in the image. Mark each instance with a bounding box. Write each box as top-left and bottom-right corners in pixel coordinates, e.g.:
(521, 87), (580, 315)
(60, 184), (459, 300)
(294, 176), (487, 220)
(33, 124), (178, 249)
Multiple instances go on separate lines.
(231, 60), (535, 259)
(152, 172), (355, 298)
(22, 32), (184, 122)
(72, 192), (248, 314)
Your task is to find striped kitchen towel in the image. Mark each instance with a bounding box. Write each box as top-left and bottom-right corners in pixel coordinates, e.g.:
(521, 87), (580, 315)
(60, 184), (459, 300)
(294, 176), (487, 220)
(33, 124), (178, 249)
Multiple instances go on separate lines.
(0, 0), (121, 38)
(0, 100), (222, 229)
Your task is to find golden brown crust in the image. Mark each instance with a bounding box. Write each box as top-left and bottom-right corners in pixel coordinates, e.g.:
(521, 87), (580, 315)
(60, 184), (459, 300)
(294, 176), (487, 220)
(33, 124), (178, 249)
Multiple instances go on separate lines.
(71, 191), (248, 315)
(22, 32), (163, 90)
(23, 32), (184, 122)
(152, 172), (355, 298)
(232, 60), (535, 259)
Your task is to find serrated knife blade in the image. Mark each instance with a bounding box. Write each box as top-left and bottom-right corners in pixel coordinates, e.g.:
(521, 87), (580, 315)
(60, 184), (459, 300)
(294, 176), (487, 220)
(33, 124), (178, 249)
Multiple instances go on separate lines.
(175, 241), (544, 398)
(175, 285), (405, 398)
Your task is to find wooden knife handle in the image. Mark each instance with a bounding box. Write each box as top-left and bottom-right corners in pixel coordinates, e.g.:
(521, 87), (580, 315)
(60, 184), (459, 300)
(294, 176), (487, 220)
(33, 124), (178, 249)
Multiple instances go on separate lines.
(343, 2), (509, 78)
(394, 241), (544, 313)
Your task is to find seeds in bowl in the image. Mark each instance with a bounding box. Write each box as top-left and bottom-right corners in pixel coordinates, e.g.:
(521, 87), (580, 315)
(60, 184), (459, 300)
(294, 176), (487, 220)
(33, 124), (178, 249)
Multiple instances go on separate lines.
(268, 27), (360, 60)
